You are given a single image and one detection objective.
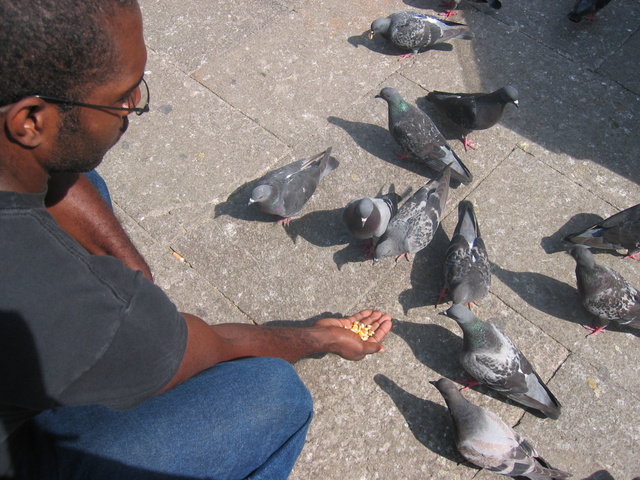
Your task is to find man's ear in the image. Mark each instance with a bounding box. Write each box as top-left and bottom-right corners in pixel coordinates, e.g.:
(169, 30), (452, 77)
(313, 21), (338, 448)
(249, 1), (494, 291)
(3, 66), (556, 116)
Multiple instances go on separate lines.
(4, 98), (59, 148)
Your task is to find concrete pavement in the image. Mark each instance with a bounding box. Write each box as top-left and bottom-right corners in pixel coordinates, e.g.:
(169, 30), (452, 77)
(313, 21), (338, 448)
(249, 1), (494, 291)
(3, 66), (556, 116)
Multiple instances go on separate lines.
(100, 0), (640, 478)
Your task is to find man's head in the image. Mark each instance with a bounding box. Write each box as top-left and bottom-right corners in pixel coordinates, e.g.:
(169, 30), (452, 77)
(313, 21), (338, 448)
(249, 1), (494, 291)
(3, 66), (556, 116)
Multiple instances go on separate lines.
(0, 0), (139, 106)
(0, 0), (147, 190)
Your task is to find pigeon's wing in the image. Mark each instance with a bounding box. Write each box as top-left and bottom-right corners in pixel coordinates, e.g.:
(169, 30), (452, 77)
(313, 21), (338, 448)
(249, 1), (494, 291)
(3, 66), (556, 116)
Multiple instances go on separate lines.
(391, 106), (446, 159)
(275, 148), (336, 218)
(587, 267), (640, 322)
(390, 13), (434, 51)
(428, 91), (478, 129)
(600, 204), (640, 255)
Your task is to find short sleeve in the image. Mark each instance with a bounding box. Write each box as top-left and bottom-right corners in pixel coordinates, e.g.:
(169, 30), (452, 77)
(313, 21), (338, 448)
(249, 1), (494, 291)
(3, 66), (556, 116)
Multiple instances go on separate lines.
(56, 256), (188, 409)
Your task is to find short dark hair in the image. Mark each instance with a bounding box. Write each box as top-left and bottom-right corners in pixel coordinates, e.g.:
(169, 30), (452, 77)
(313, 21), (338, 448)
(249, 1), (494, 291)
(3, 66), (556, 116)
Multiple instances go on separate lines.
(0, 0), (138, 106)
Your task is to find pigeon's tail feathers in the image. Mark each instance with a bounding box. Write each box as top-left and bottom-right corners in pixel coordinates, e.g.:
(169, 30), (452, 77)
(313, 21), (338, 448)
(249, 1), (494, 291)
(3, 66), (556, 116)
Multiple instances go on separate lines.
(563, 227), (609, 250)
(455, 200), (479, 242)
(316, 147), (339, 179)
(507, 392), (561, 420)
(442, 26), (474, 42)
(444, 147), (473, 185)
(524, 461), (572, 480)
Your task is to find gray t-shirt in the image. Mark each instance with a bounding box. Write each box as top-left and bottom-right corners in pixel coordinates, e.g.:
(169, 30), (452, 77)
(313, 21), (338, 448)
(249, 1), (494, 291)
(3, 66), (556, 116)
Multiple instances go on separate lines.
(0, 190), (188, 476)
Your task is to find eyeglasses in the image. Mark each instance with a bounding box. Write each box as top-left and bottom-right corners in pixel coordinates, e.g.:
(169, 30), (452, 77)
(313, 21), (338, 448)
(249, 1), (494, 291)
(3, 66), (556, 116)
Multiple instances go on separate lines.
(32, 78), (150, 116)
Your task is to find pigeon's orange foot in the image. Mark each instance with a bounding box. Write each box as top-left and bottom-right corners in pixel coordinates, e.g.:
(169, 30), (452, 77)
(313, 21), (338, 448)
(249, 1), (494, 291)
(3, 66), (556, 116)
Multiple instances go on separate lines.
(439, 9), (457, 19)
(583, 324), (607, 336)
(277, 217), (292, 227)
(458, 379), (481, 391)
(624, 252), (640, 261)
(398, 53), (414, 59)
(395, 151), (412, 161)
(435, 287), (448, 308)
(462, 137), (478, 151)
(394, 253), (411, 263)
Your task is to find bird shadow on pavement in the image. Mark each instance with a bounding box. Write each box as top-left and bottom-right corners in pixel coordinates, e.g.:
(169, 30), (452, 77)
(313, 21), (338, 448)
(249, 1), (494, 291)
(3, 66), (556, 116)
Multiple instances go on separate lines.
(397, 232), (449, 314)
(374, 373), (472, 466)
(579, 471), (616, 480)
(490, 262), (585, 326)
(540, 212), (604, 254)
(284, 208), (351, 248)
(327, 116), (461, 185)
(391, 320), (465, 380)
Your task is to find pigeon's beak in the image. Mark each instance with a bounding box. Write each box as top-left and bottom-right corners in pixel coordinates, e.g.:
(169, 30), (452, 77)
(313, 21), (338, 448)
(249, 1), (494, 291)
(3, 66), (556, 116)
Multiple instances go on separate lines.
(374, 94), (381, 99)
(512, 100), (519, 108)
(248, 198), (256, 205)
(368, 30), (375, 40)
(438, 310), (450, 318)
(360, 217), (368, 227)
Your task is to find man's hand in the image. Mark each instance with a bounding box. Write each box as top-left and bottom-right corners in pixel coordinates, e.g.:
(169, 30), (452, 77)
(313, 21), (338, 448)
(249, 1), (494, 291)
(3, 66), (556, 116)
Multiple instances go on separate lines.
(314, 309), (392, 361)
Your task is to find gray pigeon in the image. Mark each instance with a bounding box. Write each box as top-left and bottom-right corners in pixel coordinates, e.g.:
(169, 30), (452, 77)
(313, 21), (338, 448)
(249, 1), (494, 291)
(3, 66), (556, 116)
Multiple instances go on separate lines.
(563, 203), (640, 260)
(568, 0), (612, 22)
(569, 246), (640, 335)
(426, 86), (519, 150)
(431, 378), (571, 479)
(376, 87), (473, 185)
(343, 187), (402, 258)
(368, 11), (473, 57)
(249, 147), (338, 226)
(374, 166), (451, 262)
(437, 201), (491, 308)
(441, 305), (562, 419)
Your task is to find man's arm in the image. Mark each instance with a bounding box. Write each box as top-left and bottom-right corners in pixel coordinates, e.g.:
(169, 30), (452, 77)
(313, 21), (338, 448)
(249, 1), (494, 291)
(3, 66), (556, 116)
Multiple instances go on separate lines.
(45, 172), (153, 281)
(159, 310), (393, 394)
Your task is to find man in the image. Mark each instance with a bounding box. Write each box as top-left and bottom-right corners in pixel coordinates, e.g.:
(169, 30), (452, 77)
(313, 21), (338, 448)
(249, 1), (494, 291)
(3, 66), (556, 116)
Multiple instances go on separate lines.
(0, 1), (392, 478)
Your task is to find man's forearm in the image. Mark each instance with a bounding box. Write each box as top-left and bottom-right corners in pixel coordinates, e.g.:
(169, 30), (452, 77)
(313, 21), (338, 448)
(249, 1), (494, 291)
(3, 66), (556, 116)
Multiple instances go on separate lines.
(45, 172), (153, 281)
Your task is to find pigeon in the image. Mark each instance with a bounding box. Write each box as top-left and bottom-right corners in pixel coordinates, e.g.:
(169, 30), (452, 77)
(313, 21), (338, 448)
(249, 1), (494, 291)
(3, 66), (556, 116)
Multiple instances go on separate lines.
(563, 203), (640, 260)
(441, 305), (562, 420)
(343, 187), (402, 258)
(426, 86), (519, 150)
(249, 147), (338, 226)
(431, 378), (571, 479)
(567, 0), (612, 22)
(374, 166), (451, 262)
(376, 87), (473, 185)
(569, 246), (640, 335)
(368, 11), (473, 57)
(437, 201), (491, 308)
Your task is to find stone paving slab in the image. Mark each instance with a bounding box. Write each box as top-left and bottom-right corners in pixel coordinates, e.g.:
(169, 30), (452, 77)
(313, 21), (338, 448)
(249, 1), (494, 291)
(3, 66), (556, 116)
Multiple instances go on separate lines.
(102, 0), (640, 478)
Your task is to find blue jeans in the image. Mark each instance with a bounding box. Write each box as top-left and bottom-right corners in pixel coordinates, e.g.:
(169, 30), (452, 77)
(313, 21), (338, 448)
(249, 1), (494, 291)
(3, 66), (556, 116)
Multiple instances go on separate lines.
(21, 357), (313, 480)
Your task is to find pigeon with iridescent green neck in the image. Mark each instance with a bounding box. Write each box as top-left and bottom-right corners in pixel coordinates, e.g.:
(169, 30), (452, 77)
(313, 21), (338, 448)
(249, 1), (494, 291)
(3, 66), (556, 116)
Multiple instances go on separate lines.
(441, 305), (562, 419)
(376, 87), (473, 185)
